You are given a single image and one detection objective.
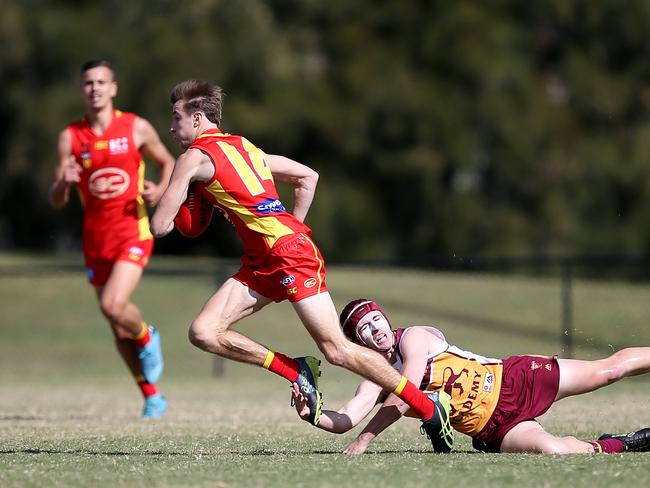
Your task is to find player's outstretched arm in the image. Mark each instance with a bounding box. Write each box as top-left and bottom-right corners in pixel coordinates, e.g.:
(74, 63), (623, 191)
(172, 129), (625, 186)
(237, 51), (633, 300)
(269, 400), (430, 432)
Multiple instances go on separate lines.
(342, 395), (411, 455)
(292, 381), (383, 434)
(48, 129), (81, 209)
(151, 149), (213, 237)
(264, 154), (318, 222)
(343, 328), (434, 455)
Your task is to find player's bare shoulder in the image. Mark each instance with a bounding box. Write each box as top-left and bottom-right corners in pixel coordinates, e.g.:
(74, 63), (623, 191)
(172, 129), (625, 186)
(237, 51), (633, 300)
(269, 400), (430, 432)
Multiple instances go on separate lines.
(132, 116), (158, 148)
(401, 326), (447, 356)
(57, 127), (72, 160)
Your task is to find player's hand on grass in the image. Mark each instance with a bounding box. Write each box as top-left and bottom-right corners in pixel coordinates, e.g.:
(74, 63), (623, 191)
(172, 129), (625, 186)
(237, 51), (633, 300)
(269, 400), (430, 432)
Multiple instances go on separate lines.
(343, 435), (371, 455)
(291, 383), (311, 420)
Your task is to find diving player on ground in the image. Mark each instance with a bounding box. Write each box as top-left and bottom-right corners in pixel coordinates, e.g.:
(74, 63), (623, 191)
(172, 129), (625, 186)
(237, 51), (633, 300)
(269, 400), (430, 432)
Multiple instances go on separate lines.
(292, 298), (650, 454)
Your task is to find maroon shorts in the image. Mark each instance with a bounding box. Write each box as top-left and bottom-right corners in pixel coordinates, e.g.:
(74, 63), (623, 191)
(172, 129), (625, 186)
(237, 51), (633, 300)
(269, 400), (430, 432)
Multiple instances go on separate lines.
(233, 233), (328, 303)
(85, 238), (153, 286)
(472, 355), (560, 453)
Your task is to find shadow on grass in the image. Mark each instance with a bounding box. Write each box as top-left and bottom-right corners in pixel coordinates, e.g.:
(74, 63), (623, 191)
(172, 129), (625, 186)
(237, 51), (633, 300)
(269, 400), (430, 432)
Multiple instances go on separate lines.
(0, 447), (478, 457)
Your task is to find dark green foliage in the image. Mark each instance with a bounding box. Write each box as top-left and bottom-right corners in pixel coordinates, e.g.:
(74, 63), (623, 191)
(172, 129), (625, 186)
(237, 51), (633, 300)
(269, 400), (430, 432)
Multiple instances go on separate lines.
(2, 0), (650, 260)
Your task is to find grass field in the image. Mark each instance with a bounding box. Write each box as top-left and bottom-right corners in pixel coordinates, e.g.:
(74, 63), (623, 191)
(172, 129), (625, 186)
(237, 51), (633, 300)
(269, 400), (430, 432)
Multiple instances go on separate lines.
(1, 253), (650, 487)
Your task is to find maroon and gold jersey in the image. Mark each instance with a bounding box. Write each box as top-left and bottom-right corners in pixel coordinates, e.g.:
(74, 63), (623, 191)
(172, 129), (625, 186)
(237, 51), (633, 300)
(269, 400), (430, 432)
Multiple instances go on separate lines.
(189, 129), (312, 265)
(393, 327), (503, 436)
(68, 110), (152, 261)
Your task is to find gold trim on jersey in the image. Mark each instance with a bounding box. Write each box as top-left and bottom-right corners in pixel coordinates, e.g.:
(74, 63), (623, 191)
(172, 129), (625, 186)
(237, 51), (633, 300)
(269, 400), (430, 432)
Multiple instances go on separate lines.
(136, 161), (153, 240)
(196, 131), (230, 140)
(301, 233), (324, 293)
(204, 179), (296, 248)
(76, 186), (86, 208)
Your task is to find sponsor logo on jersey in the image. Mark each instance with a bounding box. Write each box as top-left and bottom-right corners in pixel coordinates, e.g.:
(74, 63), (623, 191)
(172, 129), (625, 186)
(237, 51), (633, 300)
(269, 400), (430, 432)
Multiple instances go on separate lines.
(255, 198), (286, 214)
(94, 141), (109, 150)
(82, 159), (92, 169)
(303, 278), (317, 288)
(128, 246), (144, 256)
(109, 137), (129, 154)
(482, 372), (494, 392)
(88, 167), (130, 199)
(81, 144), (92, 169)
(281, 275), (296, 286)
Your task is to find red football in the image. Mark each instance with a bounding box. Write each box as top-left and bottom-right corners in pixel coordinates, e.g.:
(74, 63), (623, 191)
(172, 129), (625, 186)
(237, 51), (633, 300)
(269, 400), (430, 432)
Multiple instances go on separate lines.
(174, 183), (214, 238)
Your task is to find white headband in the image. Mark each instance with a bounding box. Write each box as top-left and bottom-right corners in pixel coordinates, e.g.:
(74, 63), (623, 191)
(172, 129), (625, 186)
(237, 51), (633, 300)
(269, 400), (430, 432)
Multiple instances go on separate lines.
(342, 300), (373, 327)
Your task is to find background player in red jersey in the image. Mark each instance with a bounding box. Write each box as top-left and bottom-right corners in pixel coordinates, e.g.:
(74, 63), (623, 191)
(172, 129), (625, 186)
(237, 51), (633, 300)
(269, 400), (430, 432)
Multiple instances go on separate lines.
(292, 298), (650, 455)
(48, 60), (175, 418)
(150, 80), (451, 445)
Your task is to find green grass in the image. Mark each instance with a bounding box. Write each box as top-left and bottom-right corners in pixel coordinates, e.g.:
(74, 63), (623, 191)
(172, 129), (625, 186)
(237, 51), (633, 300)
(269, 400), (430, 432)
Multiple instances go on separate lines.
(1, 253), (650, 487)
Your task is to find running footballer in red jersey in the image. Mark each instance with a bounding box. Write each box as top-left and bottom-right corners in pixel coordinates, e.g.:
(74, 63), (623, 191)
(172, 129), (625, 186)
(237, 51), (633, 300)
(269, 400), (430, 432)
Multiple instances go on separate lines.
(292, 298), (650, 455)
(48, 60), (175, 419)
(151, 80), (452, 447)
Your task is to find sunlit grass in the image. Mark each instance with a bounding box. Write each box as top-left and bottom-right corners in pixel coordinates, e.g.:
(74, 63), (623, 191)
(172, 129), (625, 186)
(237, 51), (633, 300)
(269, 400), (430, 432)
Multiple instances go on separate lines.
(1, 253), (649, 487)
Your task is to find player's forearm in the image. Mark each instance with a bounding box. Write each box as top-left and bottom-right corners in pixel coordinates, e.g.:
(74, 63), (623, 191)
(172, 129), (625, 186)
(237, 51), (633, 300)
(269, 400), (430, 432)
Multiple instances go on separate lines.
(315, 410), (356, 434)
(295, 168), (318, 219)
(291, 185), (315, 222)
(48, 180), (71, 208)
(151, 185), (187, 237)
(356, 404), (404, 440)
(151, 204), (177, 237)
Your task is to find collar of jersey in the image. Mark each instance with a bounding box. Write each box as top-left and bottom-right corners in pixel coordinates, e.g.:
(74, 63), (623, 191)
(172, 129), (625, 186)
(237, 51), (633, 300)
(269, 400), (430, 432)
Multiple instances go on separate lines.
(196, 128), (229, 139)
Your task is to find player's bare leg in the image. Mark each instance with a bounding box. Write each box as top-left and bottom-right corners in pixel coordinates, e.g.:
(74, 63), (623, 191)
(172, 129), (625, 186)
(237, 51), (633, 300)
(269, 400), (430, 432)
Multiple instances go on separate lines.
(500, 349), (650, 454)
(96, 261), (166, 417)
(188, 278), (323, 424)
(97, 262), (146, 337)
(501, 419), (647, 454)
(556, 347), (650, 400)
(188, 278), (273, 363)
(501, 421), (595, 454)
(96, 262), (146, 374)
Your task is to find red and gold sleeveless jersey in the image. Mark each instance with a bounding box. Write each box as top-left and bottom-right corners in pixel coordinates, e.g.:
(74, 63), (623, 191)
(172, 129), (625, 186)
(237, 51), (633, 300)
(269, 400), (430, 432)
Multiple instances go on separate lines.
(67, 110), (152, 260)
(189, 129), (312, 265)
(394, 328), (503, 436)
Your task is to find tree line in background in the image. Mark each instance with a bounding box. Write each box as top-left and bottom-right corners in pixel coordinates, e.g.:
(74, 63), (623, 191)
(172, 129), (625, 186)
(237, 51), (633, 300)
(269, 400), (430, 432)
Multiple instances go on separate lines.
(2, 0), (650, 262)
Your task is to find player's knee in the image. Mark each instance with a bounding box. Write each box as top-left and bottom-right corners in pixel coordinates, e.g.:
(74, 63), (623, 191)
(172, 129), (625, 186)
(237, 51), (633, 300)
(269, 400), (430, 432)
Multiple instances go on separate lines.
(188, 319), (213, 351)
(539, 437), (577, 455)
(319, 341), (351, 368)
(99, 296), (127, 322)
(604, 364), (626, 384)
(597, 353), (629, 384)
(112, 325), (134, 340)
(188, 317), (230, 353)
(609, 348), (641, 380)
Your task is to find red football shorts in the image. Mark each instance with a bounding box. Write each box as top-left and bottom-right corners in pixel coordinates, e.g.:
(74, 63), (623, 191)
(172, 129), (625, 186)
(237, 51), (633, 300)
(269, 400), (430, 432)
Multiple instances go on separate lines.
(233, 233), (328, 303)
(84, 238), (153, 287)
(472, 355), (560, 453)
